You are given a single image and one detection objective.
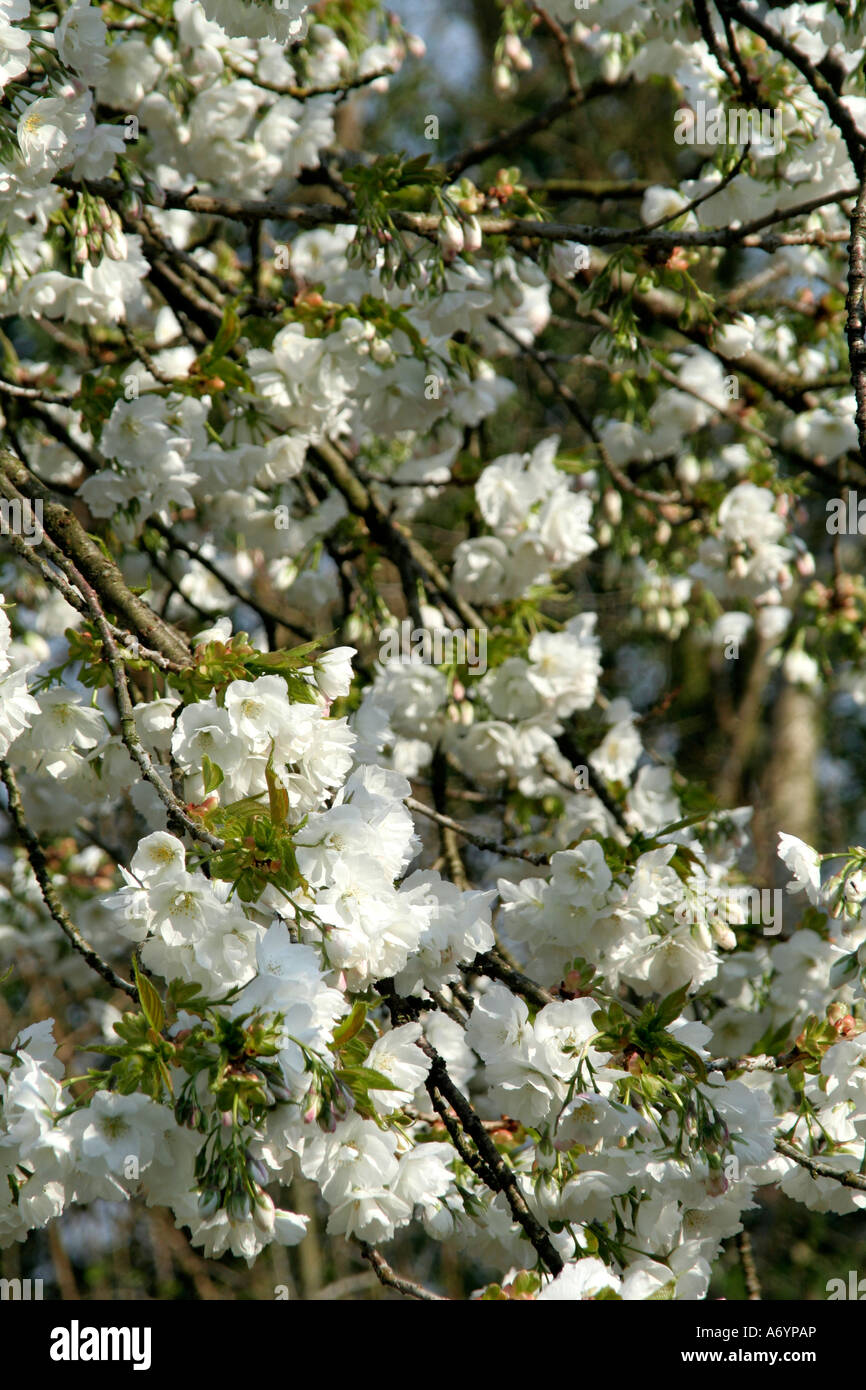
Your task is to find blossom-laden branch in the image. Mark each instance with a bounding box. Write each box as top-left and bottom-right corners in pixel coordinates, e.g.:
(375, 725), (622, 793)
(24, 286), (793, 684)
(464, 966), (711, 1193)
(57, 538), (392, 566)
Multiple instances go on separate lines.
(311, 439), (485, 631)
(224, 60), (399, 103)
(0, 481), (186, 674)
(775, 1139), (866, 1193)
(422, 1037), (564, 1277)
(59, 175), (853, 255)
(147, 518), (313, 647)
(379, 982), (564, 1277)
(72, 575), (225, 854)
(467, 951), (557, 1011)
(717, 1), (866, 173)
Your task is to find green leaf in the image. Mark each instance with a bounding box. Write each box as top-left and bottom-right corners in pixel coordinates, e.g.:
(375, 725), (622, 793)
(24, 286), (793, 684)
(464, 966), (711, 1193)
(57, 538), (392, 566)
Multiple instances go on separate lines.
(753, 1017), (794, 1057)
(654, 983), (691, 1030)
(210, 303), (243, 361)
(281, 672), (320, 704)
(113, 1012), (149, 1045)
(246, 639), (322, 674)
(333, 1002), (367, 1049)
(133, 959), (165, 1035)
(265, 762), (289, 826)
(336, 1066), (401, 1092)
(830, 950), (859, 988)
(215, 793), (267, 817)
(167, 978), (211, 1014)
(201, 755), (224, 796)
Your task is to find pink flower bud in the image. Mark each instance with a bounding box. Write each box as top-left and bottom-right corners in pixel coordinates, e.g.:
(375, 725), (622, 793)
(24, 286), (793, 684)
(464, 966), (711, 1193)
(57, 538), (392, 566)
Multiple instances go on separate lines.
(796, 551), (816, 578)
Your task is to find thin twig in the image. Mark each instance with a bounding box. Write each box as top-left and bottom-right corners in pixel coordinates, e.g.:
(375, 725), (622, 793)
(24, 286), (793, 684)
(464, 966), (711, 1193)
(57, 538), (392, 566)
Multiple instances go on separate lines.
(490, 315), (680, 505)
(406, 797), (549, 866)
(357, 1243), (448, 1301)
(737, 1229), (762, 1300)
(0, 760), (137, 999)
(775, 1138), (866, 1192)
(0, 451), (191, 666)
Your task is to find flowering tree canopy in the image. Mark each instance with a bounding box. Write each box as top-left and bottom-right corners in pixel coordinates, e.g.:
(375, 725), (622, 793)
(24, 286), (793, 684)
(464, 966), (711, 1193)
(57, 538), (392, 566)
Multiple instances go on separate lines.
(3, 0), (866, 1304)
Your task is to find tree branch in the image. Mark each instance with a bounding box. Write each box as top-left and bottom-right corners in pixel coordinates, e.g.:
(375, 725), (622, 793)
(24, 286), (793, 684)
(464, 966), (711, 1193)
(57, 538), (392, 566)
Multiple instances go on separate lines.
(0, 760), (137, 1000)
(846, 178), (866, 466)
(357, 1243), (448, 1300)
(73, 576), (224, 852)
(775, 1138), (866, 1192)
(406, 796), (549, 866)
(0, 451), (192, 667)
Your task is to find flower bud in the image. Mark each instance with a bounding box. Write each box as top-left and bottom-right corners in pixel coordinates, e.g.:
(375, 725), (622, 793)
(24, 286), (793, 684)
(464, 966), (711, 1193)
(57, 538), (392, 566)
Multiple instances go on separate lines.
(227, 1189), (252, 1221)
(503, 33), (522, 62)
(493, 63), (514, 95)
(796, 550), (816, 578)
(438, 215), (465, 259)
(103, 231), (125, 261)
(120, 188), (143, 220)
(710, 919), (737, 952)
(247, 1156), (269, 1187)
(197, 1189), (220, 1219)
(143, 177), (166, 209)
(463, 215), (482, 253)
(253, 1192), (276, 1235)
(602, 488), (622, 526)
(503, 36), (531, 71)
